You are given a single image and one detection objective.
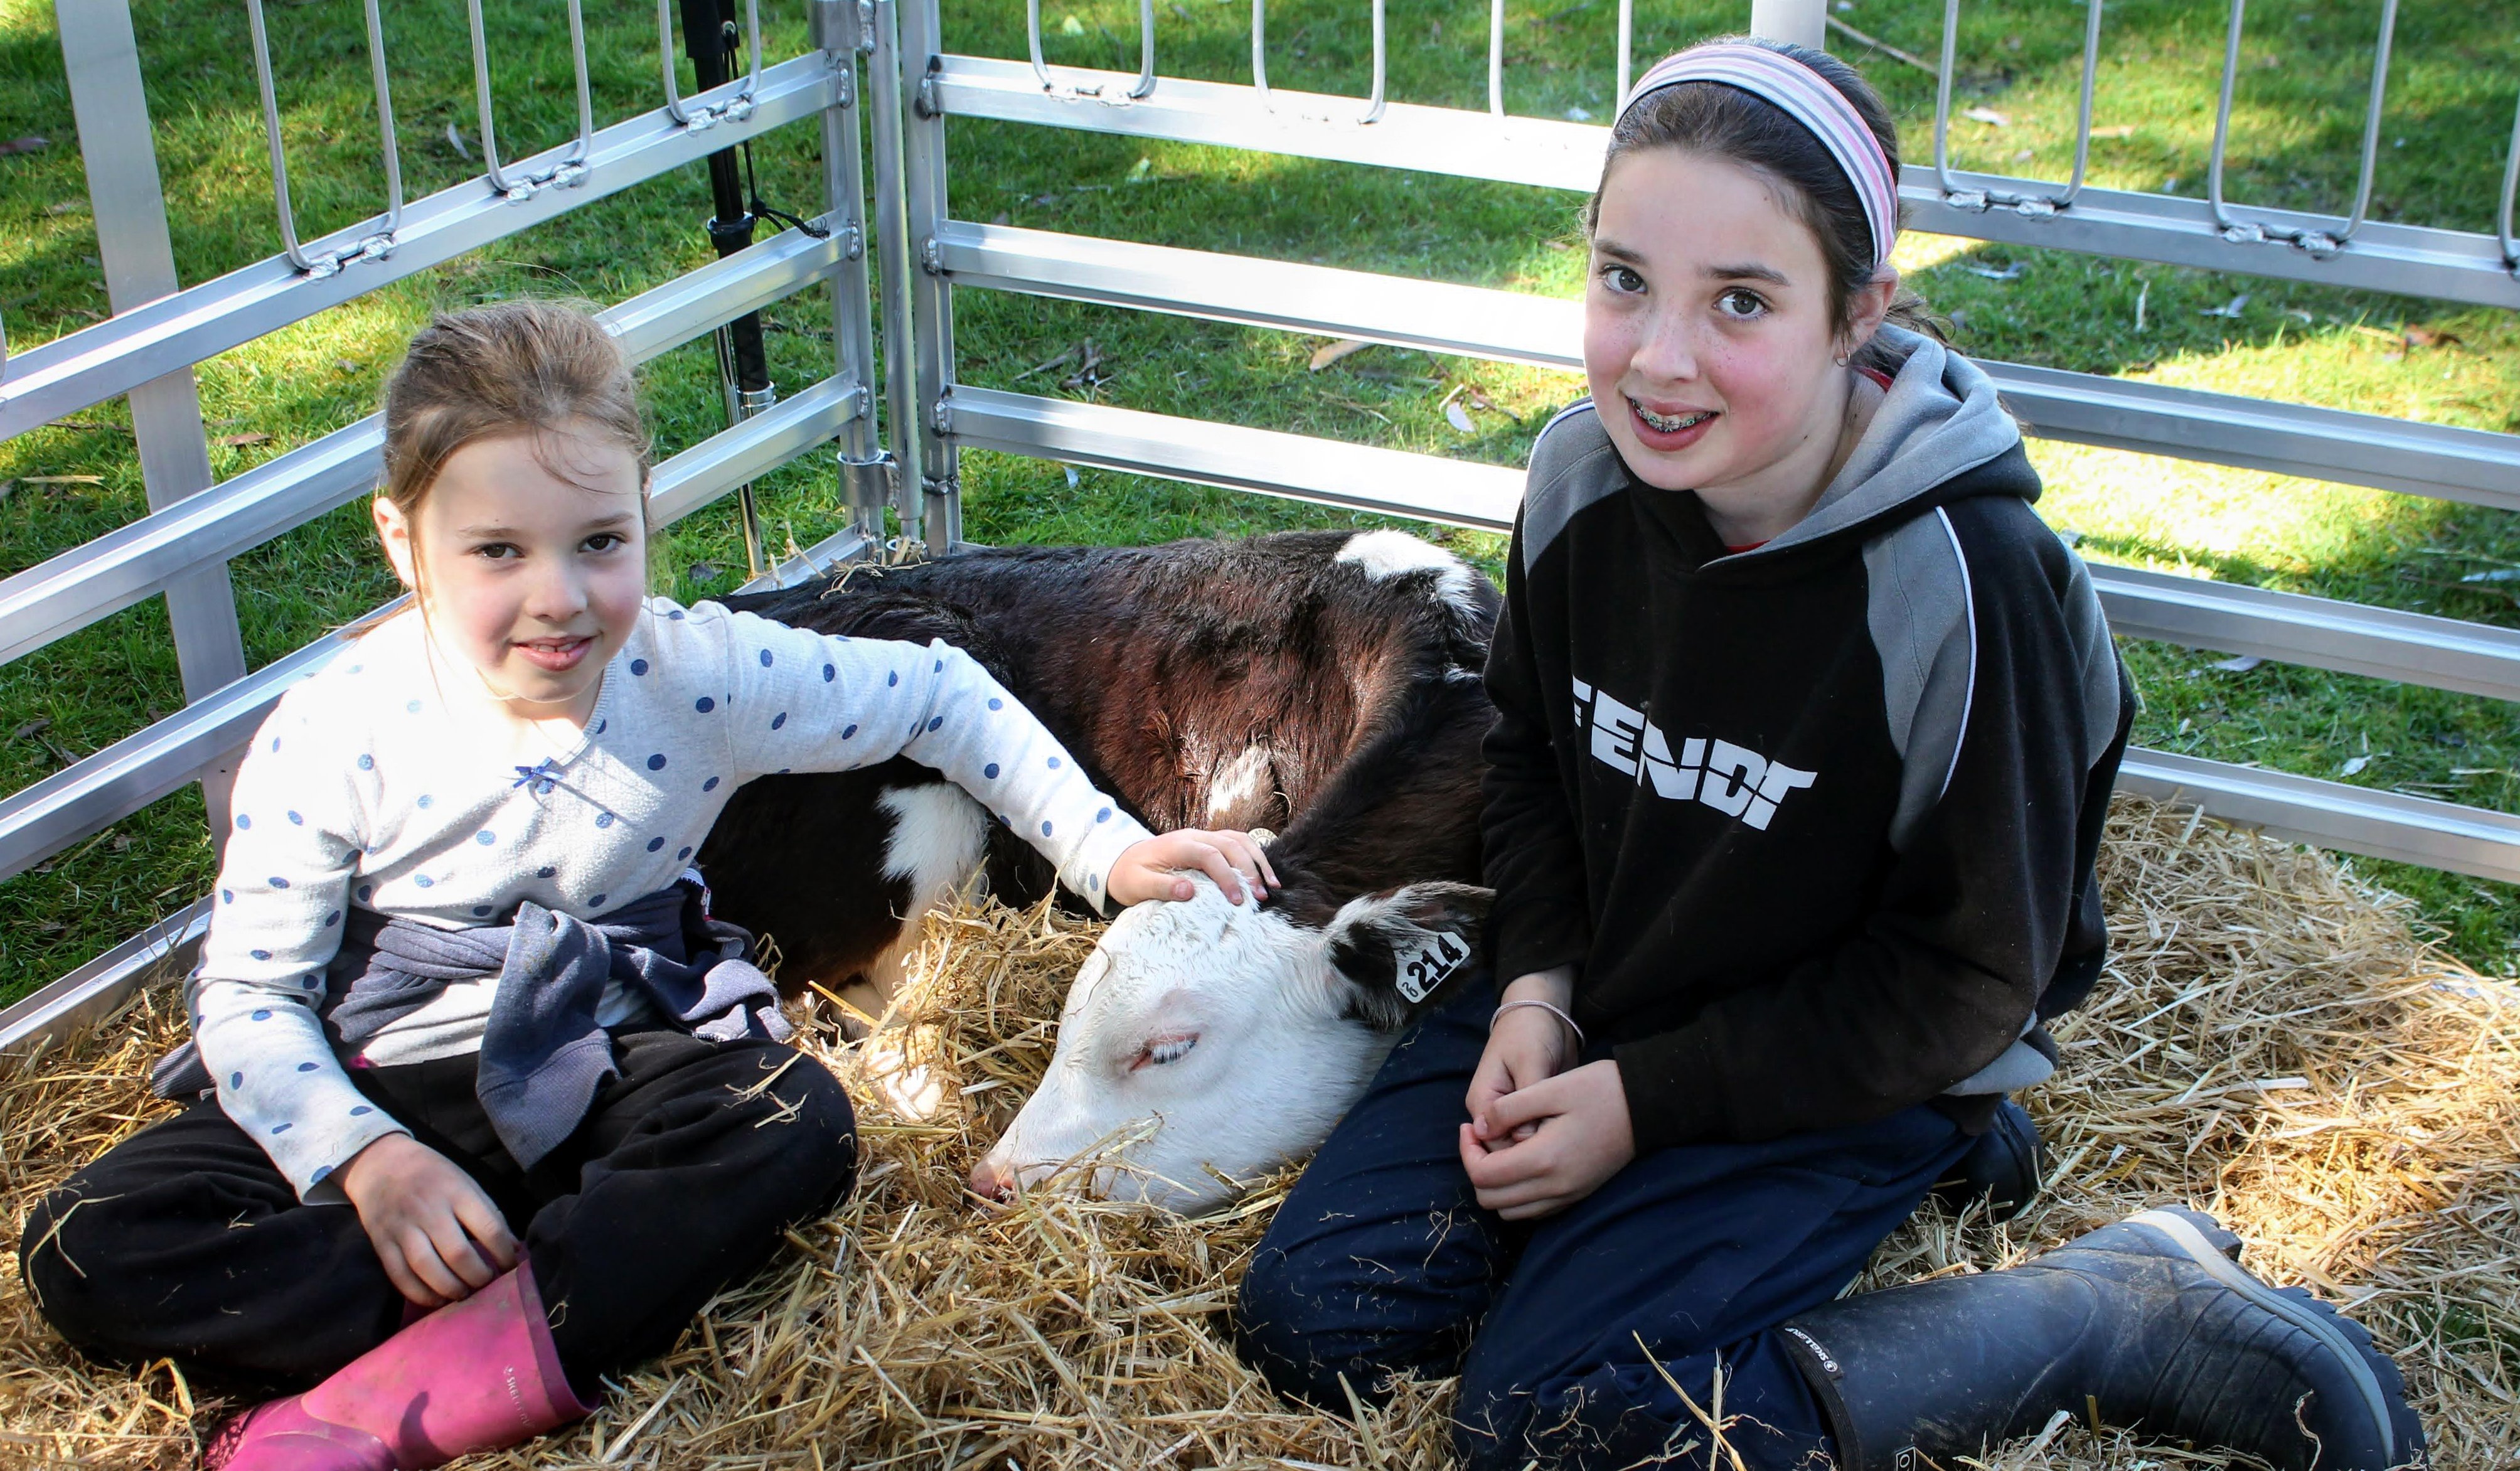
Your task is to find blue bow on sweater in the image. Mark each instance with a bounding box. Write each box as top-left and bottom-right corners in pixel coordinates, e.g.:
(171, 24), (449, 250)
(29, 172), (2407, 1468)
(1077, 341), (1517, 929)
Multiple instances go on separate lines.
(152, 882), (789, 1170)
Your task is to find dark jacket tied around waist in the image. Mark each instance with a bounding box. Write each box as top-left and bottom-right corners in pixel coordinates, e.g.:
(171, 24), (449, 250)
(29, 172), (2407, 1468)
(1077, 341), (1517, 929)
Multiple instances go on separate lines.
(153, 882), (789, 1169)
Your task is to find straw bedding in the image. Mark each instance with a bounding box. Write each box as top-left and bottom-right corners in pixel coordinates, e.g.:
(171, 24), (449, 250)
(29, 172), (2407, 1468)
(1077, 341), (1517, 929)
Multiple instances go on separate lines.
(1, 796), (2512, 1470)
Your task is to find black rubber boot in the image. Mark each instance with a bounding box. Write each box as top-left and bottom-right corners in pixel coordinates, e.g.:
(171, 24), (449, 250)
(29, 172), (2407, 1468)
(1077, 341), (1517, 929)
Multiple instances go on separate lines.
(1778, 1207), (2425, 1470)
(1930, 1096), (2043, 1223)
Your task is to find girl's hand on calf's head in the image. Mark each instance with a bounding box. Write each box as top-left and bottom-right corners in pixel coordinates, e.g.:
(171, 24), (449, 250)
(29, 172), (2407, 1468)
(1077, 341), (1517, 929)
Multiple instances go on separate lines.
(1458, 1059), (1636, 1220)
(340, 1132), (519, 1308)
(1108, 828), (1279, 907)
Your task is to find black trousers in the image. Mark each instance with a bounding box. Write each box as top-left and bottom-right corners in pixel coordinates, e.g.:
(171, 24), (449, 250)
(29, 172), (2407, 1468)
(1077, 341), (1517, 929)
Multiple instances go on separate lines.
(18, 1029), (856, 1400)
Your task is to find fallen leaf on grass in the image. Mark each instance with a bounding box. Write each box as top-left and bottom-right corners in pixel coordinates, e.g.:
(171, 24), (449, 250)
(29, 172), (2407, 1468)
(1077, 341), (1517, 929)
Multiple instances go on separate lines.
(1308, 338), (1373, 372)
(19, 474), (102, 485)
(2459, 568), (2520, 584)
(445, 123), (472, 160)
(1963, 262), (2025, 281)
(1444, 399), (1477, 434)
(1456, 383), (1522, 424)
(2403, 325), (2460, 350)
(1962, 107), (2010, 127)
(2339, 755), (2373, 777)
(2090, 124), (2137, 140)
(216, 431), (272, 447)
(45, 199), (84, 215)
(0, 136), (49, 156)
(2209, 655), (2263, 673)
(2201, 293), (2249, 319)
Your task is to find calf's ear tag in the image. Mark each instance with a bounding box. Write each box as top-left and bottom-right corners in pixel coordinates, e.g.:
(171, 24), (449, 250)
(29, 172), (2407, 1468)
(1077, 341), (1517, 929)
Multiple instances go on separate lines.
(1391, 927), (1471, 1003)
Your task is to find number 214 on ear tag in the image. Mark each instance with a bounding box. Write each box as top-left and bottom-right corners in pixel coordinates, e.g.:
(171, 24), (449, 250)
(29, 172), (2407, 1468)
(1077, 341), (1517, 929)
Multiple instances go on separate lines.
(1393, 928), (1471, 1004)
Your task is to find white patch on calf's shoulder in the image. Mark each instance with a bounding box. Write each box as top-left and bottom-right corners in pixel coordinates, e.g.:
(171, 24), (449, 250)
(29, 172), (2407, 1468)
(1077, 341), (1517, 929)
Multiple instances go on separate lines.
(1336, 530), (1479, 614)
(1204, 744), (1276, 825)
(876, 783), (989, 916)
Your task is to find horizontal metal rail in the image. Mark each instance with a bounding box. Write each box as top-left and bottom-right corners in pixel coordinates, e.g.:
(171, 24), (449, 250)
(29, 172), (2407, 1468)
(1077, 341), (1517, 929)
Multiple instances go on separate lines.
(0, 372), (868, 887)
(948, 386), (1525, 528)
(2093, 566), (2520, 702)
(0, 218), (856, 670)
(934, 223), (2520, 513)
(0, 50), (846, 441)
(2118, 749), (2520, 882)
(951, 386), (2520, 882)
(0, 896), (213, 1057)
(939, 222), (2520, 695)
(926, 57), (2520, 313)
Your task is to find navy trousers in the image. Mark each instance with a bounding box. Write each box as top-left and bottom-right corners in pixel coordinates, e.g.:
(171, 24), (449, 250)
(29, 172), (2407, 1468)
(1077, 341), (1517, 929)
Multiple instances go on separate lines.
(1234, 980), (1972, 1471)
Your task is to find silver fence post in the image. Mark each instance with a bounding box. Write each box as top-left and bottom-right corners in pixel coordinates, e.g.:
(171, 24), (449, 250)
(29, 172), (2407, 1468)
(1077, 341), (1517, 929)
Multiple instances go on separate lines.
(901, 0), (959, 555)
(865, 0), (926, 551)
(56, 0), (251, 843)
(1748, 0), (1825, 50)
(818, 0), (892, 552)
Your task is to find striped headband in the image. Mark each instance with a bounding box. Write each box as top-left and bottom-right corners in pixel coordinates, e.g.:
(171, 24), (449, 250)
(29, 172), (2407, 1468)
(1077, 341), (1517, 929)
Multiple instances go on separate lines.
(1619, 42), (1898, 272)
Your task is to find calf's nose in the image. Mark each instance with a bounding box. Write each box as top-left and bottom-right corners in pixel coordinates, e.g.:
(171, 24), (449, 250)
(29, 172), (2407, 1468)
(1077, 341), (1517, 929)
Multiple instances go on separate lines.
(968, 1155), (1013, 1202)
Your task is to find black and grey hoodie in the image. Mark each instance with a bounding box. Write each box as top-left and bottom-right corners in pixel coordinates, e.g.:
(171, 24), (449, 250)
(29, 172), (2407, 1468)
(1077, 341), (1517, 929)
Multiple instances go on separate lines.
(1481, 326), (2134, 1153)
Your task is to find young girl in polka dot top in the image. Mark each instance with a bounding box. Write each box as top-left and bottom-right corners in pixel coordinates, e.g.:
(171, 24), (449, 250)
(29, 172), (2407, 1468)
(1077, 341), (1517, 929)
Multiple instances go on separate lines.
(21, 301), (1273, 1471)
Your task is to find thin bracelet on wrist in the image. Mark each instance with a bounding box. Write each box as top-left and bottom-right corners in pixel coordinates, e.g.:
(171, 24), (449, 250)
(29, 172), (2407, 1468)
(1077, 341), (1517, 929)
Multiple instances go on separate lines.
(1490, 997), (1585, 1048)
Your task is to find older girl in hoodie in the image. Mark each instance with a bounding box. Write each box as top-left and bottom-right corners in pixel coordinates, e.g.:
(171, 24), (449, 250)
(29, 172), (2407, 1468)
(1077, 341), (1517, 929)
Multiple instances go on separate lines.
(1233, 38), (2421, 1471)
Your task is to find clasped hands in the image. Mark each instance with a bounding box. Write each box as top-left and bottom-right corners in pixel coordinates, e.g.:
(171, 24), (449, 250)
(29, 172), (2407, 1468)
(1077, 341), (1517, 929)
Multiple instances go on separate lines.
(1459, 966), (1636, 1220)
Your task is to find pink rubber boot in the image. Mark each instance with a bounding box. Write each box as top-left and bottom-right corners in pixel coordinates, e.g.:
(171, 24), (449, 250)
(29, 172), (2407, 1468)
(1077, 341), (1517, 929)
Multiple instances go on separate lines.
(203, 1264), (594, 1470)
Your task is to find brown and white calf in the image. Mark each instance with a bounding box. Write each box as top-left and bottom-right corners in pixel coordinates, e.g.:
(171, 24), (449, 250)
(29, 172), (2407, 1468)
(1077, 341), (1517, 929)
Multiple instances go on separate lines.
(699, 528), (1498, 1211)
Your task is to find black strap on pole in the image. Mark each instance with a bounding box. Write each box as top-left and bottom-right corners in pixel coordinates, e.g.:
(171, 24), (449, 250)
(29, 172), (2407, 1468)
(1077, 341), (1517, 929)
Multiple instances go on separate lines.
(684, 0), (770, 399)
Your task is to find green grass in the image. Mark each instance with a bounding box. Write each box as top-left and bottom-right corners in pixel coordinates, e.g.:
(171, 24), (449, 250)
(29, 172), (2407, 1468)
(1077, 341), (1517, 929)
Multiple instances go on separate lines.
(3, 0), (2517, 1000)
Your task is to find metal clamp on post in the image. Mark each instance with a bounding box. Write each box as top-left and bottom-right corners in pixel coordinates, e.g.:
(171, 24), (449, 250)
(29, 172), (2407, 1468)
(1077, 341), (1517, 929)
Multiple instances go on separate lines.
(810, 0), (858, 56)
(839, 449), (897, 544)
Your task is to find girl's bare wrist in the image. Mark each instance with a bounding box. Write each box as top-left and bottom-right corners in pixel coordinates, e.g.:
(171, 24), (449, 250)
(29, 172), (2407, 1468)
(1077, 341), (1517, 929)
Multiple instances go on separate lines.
(1501, 965), (1576, 1009)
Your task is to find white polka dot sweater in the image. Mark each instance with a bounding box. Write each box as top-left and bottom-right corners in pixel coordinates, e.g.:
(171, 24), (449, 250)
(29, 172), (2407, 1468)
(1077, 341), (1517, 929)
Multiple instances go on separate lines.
(192, 599), (1156, 1199)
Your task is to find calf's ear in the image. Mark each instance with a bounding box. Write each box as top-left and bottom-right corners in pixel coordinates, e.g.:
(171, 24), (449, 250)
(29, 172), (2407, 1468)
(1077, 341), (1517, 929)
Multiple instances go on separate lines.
(1322, 882), (1492, 1031)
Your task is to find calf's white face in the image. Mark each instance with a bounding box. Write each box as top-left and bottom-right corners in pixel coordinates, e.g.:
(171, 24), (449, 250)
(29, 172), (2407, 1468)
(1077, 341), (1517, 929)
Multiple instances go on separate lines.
(974, 877), (1486, 1214)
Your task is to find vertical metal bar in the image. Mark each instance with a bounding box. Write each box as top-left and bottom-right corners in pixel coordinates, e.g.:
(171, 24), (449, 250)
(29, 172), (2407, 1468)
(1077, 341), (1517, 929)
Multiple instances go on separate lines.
(363, 0), (405, 238)
(1026, 0), (1157, 100)
(1931, 0), (1966, 201)
(1028, 0), (1053, 89)
(2501, 90), (2520, 275)
(2209, 0), (2395, 254)
(2204, 0), (2245, 234)
(866, 0), (925, 548)
(243, 0), (316, 271)
(2333, 0), (2398, 243)
(1615, 0), (1633, 111)
(2051, 0), (2103, 210)
(1362, 0), (1385, 125)
(900, 0), (959, 555)
(1251, 0), (1270, 99)
(817, 0), (890, 550)
(663, 0), (765, 126)
(56, 0), (250, 841)
(473, 0), (594, 196)
(1488, 0), (1505, 117)
(1748, 0), (1825, 50)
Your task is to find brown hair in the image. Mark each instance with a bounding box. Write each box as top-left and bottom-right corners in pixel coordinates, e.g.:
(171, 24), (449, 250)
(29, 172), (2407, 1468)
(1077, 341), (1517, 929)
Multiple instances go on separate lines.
(378, 299), (653, 554)
(1584, 37), (1940, 372)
